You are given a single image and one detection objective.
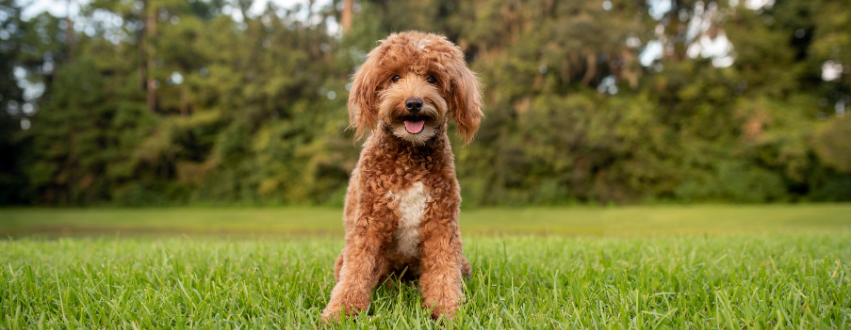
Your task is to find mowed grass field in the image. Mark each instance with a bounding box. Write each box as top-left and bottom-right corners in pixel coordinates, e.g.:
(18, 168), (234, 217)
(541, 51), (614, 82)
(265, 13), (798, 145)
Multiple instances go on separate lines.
(2, 204), (851, 236)
(1, 205), (850, 329)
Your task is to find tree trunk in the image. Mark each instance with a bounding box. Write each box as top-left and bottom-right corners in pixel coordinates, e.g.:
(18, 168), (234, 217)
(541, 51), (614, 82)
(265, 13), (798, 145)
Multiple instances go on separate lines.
(580, 52), (597, 87)
(180, 85), (189, 117)
(146, 0), (157, 113)
(238, 0), (250, 22)
(138, 1), (147, 91)
(64, 0), (74, 59)
(341, 0), (353, 32)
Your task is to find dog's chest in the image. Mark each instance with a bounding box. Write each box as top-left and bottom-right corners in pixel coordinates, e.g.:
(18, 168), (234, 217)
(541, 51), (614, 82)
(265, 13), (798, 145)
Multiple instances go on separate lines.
(387, 182), (431, 257)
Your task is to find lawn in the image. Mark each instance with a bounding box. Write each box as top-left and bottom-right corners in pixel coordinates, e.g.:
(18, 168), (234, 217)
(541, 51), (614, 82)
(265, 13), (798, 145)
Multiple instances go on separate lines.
(2, 204), (851, 236)
(1, 205), (850, 329)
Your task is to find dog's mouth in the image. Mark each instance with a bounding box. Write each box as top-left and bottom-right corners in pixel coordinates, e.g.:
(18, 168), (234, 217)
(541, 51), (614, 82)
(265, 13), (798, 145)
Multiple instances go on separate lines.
(401, 115), (429, 134)
(388, 112), (440, 145)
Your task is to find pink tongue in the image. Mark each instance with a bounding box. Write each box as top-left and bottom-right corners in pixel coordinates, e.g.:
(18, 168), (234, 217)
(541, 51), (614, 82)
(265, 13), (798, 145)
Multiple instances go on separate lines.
(404, 120), (425, 133)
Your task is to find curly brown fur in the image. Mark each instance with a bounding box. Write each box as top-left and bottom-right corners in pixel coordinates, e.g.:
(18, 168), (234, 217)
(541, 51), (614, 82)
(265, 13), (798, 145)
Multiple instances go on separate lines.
(322, 31), (481, 322)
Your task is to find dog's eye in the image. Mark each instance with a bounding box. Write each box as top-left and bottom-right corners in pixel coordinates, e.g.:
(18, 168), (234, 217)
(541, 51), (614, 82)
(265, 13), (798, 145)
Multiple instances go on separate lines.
(391, 75), (401, 83)
(426, 75), (437, 84)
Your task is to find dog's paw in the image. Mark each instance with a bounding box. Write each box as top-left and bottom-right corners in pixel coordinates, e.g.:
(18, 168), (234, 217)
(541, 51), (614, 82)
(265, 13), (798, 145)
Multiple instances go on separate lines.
(321, 298), (369, 323)
(320, 304), (356, 323)
(460, 259), (472, 277)
(423, 299), (460, 321)
(430, 308), (457, 322)
(320, 308), (340, 322)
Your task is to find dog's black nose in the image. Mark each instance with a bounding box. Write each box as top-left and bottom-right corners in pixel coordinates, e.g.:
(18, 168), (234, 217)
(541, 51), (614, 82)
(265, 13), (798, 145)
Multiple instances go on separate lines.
(405, 97), (423, 113)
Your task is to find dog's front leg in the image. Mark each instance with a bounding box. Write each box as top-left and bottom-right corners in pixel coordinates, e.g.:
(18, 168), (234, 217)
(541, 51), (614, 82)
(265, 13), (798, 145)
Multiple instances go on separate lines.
(419, 199), (464, 320)
(321, 219), (390, 321)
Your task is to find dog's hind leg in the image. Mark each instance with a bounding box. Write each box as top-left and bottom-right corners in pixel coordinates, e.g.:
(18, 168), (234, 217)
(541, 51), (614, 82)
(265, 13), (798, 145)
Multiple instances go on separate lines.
(322, 202), (395, 321)
(460, 255), (472, 276)
(333, 169), (358, 283)
(333, 249), (345, 282)
(323, 238), (389, 321)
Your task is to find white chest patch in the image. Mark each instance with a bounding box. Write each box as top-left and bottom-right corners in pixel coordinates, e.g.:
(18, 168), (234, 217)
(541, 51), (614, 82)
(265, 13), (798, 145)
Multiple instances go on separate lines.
(388, 182), (431, 257)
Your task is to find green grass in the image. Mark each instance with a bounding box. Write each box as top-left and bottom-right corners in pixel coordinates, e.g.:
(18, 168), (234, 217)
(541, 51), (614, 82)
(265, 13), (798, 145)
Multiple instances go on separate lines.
(1, 205), (850, 329)
(2, 204), (851, 236)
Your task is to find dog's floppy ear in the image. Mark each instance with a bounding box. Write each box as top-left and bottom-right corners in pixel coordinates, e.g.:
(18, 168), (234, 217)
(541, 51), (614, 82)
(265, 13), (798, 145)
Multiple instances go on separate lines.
(447, 54), (483, 145)
(348, 45), (386, 141)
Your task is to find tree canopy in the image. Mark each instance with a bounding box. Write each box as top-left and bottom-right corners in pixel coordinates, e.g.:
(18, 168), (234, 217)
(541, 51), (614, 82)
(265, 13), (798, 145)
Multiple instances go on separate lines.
(1, 0), (850, 206)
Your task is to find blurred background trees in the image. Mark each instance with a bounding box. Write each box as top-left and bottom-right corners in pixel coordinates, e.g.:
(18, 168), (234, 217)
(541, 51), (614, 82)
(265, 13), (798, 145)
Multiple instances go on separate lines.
(1, 0), (849, 206)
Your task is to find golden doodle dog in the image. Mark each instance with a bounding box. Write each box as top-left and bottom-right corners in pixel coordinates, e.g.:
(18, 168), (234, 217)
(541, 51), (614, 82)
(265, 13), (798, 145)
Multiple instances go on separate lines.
(322, 31), (482, 321)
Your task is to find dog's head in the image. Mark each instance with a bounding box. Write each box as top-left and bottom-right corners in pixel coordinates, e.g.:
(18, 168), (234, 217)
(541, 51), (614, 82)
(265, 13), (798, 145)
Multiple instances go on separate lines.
(348, 31), (482, 145)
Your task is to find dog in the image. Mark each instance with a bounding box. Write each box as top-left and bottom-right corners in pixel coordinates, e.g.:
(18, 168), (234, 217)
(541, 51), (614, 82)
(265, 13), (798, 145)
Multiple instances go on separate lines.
(321, 31), (482, 321)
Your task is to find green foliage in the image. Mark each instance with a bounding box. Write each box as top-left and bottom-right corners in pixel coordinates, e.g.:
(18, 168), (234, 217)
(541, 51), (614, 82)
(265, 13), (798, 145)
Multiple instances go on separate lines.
(2, 0), (850, 205)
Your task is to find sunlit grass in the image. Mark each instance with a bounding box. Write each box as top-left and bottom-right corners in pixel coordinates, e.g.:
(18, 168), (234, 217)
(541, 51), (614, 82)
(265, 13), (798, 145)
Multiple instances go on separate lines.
(2, 234), (850, 329)
(1, 205), (850, 328)
(2, 204), (851, 236)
